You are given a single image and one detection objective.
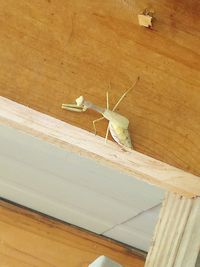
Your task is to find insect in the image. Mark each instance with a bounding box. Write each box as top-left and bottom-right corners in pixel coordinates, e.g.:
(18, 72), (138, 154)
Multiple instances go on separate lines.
(62, 77), (139, 149)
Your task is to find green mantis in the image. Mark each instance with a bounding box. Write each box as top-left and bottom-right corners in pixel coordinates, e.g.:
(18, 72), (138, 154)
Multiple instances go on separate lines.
(62, 77), (139, 149)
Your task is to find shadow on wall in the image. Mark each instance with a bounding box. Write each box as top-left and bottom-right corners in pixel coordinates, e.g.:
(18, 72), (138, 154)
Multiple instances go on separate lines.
(196, 253), (200, 267)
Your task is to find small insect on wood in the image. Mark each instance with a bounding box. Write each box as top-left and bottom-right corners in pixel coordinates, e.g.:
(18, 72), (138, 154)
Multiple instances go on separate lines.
(62, 77), (139, 149)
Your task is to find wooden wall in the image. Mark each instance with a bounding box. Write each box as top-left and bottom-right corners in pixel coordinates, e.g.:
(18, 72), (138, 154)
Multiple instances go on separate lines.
(0, 0), (200, 176)
(0, 200), (144, 267)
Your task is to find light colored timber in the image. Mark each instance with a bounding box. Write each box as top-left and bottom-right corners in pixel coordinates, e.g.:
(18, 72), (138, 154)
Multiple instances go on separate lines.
(0, 200), (144, 267)
(0, 96), (199, 198)
(145, 192), (200, 267)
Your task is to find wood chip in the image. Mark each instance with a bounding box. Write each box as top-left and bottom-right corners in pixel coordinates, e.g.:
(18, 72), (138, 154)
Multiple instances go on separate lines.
(138, 14), (152, 27)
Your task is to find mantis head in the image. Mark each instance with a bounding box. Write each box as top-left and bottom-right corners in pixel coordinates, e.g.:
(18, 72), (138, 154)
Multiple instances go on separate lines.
(62, 96), (88, 112)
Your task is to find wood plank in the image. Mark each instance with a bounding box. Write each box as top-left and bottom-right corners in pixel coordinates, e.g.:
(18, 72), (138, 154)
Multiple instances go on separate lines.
(145, 192), (200, 267)
(0, 200), (145, 267)
(0, 0), (200, 176)
(0, 97), (199, 197)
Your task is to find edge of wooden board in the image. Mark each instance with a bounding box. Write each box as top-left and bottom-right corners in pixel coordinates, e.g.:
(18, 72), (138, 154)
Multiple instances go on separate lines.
(0, 96), (199, 198)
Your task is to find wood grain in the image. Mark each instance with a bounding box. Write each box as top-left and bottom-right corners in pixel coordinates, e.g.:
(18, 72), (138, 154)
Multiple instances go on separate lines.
(0, 0), (200, 176)
(0, 97), (199, 197)
(0, 200), (145, 267)
(145, 193), (200, 267)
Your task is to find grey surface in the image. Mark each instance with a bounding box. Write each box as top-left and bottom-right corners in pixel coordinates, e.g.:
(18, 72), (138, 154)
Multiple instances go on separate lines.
(104, 204), (161, 251)
(0, 124), (164, 251)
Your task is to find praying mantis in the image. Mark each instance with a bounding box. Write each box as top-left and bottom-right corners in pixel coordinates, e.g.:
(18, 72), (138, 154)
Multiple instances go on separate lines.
(62, 77), (139, 149)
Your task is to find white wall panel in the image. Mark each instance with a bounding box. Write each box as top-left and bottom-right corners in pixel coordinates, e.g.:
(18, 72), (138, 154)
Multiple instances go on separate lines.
(0, 124), (164, 248)
(0, 179), (111, 232)
(104, 205), (161, 251)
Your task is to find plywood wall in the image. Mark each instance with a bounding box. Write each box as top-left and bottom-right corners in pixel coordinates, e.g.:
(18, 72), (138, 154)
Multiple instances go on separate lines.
(0, 0), (200, 176)
(0, 200), (145, 267)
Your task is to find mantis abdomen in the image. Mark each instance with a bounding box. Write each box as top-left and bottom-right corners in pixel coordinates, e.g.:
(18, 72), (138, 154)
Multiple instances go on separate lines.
(103, 109), (132, 148)
(109, 122), (132, 148)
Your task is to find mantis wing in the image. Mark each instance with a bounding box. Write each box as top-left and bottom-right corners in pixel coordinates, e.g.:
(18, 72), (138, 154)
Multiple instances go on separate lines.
(109, 122), (133, 149)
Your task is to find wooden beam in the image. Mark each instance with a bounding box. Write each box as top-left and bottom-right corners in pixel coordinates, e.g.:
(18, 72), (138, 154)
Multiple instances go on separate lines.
(0, 96), (199, 198)
(0, 199), (144, 267)
(0, 0), (200, 177)
(145, 192), (200, 267)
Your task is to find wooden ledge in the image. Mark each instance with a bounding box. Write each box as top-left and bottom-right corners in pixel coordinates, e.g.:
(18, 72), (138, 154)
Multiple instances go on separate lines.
(0, 96), (199, 198)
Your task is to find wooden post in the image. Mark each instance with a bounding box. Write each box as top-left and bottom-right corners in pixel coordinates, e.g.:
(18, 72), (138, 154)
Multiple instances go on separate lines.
(145, 192), (200, 267)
